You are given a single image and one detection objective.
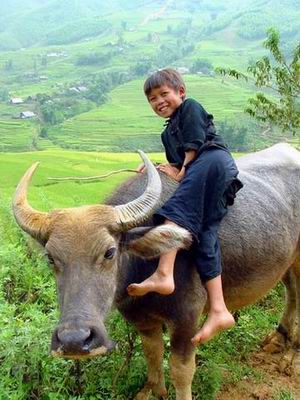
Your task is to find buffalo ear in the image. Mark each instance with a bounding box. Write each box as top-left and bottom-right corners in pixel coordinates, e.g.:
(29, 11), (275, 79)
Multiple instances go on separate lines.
(123, 226), (153, 242)
(127, 225), (193, 259)
(121, 226), (153, 248)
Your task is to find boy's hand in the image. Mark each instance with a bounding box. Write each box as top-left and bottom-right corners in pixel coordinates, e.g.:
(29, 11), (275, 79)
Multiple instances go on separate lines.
(136, 163), (146, 173)
(157, 164), (183, 181)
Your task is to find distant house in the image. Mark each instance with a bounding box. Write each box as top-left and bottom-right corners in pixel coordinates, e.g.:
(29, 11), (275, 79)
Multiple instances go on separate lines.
(151, 32), (160, 43)
(24, 72), (36, 79)
(69, 87), (81, 94)
(47, 51), (67, 58)
(20, 111), (36, 119)
(39, 75), (48, 81)
(10, 97), (24, 105)
(77, 86), (88, 92)
(69, 86), (88, 94)
(176, 67), (190, 74)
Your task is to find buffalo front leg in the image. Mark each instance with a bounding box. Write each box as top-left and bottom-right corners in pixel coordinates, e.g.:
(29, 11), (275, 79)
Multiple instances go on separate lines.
(134, 325), (167, 400)
(169, 324), (197, 400)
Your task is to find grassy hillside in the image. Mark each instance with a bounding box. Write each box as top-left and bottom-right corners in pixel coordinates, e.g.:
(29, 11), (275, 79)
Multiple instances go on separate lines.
(0, 0), (298, 153)
(0, 0), (299, 50)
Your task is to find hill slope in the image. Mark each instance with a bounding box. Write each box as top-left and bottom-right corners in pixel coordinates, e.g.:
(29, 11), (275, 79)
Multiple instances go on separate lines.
(0, 0), (298, 152)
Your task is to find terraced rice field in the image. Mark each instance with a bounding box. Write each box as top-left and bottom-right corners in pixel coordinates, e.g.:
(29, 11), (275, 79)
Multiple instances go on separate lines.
(48, 75), (254, 151)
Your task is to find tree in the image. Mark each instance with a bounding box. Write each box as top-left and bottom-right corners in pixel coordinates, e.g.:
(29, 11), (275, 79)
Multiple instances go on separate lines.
(4, 59), (13, 71)
(216, 29), (300, 135)
(166, 25), (172, 34)
(191, 59), (213, 74)
(132, 61), (152, 76)
(218, 121), (248, 152)
(41, 55), (48, 67)
(0, 87), (9, 101)
(121, 20), (127, 31)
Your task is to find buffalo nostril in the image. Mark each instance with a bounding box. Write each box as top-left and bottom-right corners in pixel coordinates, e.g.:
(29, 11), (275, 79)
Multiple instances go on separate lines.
(82, 330), (94, 352)
(82, 344), (89, 352)
(57, 328), (92, 353)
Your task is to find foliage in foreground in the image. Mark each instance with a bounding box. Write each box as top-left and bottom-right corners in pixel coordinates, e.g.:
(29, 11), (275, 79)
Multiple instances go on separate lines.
(0, 197), (286, 399)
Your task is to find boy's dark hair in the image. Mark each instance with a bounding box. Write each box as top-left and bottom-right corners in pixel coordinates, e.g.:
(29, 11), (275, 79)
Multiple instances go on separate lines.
(144, 68), (186, 97)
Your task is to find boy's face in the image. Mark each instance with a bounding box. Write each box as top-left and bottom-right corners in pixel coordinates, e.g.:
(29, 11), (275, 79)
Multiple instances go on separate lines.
(147, 85), (185, 118)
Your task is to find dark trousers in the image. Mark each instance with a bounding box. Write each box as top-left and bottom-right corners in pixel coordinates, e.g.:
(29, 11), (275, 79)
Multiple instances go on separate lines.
(154, 148), (239, 282)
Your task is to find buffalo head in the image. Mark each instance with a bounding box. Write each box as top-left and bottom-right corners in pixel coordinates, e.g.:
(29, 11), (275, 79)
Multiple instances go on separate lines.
(13, 152), (192, 359)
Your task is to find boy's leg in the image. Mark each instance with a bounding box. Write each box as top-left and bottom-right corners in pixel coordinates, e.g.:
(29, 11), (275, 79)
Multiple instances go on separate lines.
(191, 274), (235, 344)
(127, 220), (178, 296)
(192, 221), (235, 344)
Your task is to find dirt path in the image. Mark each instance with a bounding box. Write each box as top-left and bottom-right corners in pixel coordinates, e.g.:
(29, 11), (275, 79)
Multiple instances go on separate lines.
(140, 0), (174, 26)
(216, 350), (300, 399)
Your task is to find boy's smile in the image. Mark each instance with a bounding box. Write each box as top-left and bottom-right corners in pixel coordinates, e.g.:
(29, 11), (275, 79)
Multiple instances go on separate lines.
(148, 85), (185, 118)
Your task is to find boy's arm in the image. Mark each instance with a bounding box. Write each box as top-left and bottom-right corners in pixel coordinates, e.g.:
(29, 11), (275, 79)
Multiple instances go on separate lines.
(158, 149), (197, 182)
(176, 149), (197, 181)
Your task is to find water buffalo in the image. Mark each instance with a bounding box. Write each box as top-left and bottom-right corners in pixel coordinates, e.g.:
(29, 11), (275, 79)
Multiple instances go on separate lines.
(13, 143), (300, 400)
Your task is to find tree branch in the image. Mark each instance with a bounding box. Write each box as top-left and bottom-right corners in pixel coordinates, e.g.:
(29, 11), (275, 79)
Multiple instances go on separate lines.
(48, 168), (139, 182)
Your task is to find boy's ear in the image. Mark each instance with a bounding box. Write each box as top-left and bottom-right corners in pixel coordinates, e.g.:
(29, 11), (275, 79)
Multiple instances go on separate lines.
(127, 225), (193, 259)
(179, 86), (186, 98)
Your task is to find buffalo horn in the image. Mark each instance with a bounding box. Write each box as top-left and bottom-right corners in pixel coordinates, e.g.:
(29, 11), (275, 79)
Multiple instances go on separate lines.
(115, 150), (162, 230)
(13, 163), (50, 244)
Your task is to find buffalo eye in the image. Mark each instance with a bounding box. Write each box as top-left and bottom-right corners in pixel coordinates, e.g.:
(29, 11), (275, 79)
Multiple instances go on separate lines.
(104, 247), (117, 259)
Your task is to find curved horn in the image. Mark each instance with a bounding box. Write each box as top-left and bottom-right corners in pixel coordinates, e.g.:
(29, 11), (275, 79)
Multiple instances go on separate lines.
(115, 150), (162, 230)
(13, 163), (50, 244)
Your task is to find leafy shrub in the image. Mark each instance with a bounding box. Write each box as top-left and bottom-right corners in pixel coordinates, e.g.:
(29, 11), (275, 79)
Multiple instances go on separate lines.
(45, 19), (110, 45)
(191, 59), (213, 74)
(76, 52), (112, 67)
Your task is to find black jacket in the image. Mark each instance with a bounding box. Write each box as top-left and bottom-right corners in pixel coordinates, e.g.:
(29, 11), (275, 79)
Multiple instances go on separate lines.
(161, 98), (227, 167)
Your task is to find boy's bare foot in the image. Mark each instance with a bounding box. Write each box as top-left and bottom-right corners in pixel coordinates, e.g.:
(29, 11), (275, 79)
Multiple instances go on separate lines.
(191, 310), (235, 345)
(127, 271), (175, 296)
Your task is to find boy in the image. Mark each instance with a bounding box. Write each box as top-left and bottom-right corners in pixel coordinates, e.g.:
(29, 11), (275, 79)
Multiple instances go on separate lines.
(127, 68), (242, 345)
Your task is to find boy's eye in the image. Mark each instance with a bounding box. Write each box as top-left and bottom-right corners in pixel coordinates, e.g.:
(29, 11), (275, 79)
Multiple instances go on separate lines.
(149, 97), (156, 102)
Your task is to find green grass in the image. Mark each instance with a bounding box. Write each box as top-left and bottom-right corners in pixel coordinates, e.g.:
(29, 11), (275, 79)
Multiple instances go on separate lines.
(273, 390), (295, 400)
(0, 149), (165, 208)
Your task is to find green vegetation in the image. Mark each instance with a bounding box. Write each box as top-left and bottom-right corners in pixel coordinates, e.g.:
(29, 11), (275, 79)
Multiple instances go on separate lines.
(217, 29), (300, 135)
